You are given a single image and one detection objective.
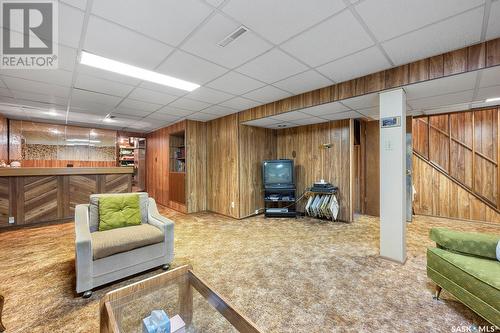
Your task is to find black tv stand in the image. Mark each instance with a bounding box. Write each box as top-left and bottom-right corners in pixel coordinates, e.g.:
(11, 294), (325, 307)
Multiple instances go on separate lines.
(264, 187), (297, 218)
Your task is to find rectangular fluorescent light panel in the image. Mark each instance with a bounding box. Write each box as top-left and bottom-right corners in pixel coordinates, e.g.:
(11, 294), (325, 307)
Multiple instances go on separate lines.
(80, 51), (200, 92)
(485, 97), (500, 103)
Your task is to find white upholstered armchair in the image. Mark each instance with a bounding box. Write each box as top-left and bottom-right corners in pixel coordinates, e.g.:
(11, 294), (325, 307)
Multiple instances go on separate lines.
(74, 193), (174, 298)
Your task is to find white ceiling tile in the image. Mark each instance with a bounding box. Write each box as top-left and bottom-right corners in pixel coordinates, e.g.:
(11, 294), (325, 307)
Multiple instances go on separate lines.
(207, 71), (265, 95)
(75, 74), (135, 97)
(61, 0), (87, 10)
(84, 15), (173, 69)
(222, 0), (345, 44)
(11, 90), (67, 106)
(475, 85), (500, 101)
(273, 70), (331, 95)
(236, 49), (308, 83)
(242, 85), (291, 103)
(91, 0), (212, 46)
(422, 103), (472, 115)
(320, 110), (362, 120)
(168, 97), (211, 111)
(281, 10), (373, 67)
(356, 0), (484, 42)
(479, 66), (500, 88)
(300, 101), (349, 116)
(268, 122), (299, 129)
(205, 0), (224, 7)
(69, 105), (112, 116)
(316, 47), (391, 82)
(119, 98), (162, 112)
(202, 105), (236, 116)
(2, 76), (70, 97)
(243, 117), (280, 126)
(0, 87), (12, 97)
(139, 81), (188, 97)
(406, 71), (477, 100)
(381, 8), (483, 66)
(185, 87), (234, 104)
(409, 90), (474, 109)
(341, 93), (379, 110)
(155, 50), (227, 85)
(186, 112), (219, 121)
(58, 45), (78, 71)
(145, 112), (181, 122)
(1, 69), (73, 87)
(486, 0), (500, 40)
(127, 88), (177, 105)
(71, 89), (122, 108)
(220, 97), (261, 110)
(181, 14), (272, 68)
(270, 111), (309, 121)
(157, 106), (194, 117)
(357, 107), (379, 118)
(58, 4), (85, 48)
(291, 117), (328, 126)
(114, 108), (151, 117)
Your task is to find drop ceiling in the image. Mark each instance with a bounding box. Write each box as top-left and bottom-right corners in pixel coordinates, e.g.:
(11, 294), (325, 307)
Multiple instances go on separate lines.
(242, 66), (500, 129)
(0, 0), (498, 132)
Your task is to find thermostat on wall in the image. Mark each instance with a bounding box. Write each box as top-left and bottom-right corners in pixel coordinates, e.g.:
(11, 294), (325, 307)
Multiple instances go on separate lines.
(381, 116), (401, 128)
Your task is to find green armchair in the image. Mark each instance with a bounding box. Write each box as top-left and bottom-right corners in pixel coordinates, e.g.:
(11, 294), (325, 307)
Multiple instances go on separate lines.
(427, 228), (500, 327)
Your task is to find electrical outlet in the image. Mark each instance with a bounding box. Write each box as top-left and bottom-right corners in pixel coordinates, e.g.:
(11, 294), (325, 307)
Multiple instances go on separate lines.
(8, 216), (14, 224)
(231, 201), (235, 208)
(255, 209), (259, 215)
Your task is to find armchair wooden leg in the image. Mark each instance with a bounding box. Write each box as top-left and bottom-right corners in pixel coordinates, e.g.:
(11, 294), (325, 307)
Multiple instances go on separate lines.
(433, 285), (442, 300)
(0, 295), (6, 332)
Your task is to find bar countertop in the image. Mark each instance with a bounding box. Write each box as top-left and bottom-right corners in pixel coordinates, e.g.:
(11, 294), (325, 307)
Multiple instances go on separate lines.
(0, 167), (134, 177)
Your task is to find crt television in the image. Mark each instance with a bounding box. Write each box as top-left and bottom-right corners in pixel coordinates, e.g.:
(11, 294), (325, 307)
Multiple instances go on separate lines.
(262, 159), (294, 188)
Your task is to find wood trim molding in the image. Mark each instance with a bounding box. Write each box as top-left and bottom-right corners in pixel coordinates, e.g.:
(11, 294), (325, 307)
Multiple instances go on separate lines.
(239, 38), (500, 123)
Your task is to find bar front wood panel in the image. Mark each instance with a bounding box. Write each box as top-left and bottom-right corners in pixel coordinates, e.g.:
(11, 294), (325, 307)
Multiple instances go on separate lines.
(276, 120), (352, 221)
(0, 172), (132, 228)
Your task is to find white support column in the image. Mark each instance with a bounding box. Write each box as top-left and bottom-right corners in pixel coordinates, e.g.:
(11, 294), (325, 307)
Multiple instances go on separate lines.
(379, 88), (407, 263)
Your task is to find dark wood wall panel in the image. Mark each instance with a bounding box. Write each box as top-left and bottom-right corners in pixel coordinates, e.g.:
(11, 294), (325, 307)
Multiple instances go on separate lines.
(363, 121), (380, 216)
(186, 120), (207, 213)
(239, 124), (277, 218)
(276, 120), (352, 221)
(0, 177), (9, 225)
(206, 114), (240, 218)
(412, 106), (499, 222)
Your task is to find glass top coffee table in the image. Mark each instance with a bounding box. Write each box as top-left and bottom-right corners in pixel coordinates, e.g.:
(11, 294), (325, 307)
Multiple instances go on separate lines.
(100, 265), (262, 333)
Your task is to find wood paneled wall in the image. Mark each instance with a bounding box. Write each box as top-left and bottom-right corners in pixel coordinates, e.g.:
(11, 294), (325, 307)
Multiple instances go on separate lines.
(0, 116), (7, 161)
(238, 124), (277, 218)
(146, 120), (207, 213)
(238, 38), (500, 123)
(363, 121), (380, 216)
(276, 120), (352, 221)
(186, 120), (207, 213)
(413, 155), (500, 223)
(413, 107), (499, 210)
(206, 114), (240, 218)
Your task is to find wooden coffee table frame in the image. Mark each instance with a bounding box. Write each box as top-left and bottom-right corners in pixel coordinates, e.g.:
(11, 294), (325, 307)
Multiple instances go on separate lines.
(100, 265), (262, 333)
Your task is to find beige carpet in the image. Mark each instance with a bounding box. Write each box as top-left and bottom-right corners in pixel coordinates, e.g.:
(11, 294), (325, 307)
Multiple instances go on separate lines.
(0, 210), (499, 332)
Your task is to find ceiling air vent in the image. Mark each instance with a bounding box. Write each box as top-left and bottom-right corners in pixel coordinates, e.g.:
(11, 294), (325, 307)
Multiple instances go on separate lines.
(217, 26), (248, 47)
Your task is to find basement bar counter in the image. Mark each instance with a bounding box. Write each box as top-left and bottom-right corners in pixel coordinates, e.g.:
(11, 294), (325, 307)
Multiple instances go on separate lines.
(0, 167), (134, 228)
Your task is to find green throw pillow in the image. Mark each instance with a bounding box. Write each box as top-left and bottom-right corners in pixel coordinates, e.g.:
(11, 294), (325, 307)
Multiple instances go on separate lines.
(98, 194), (141, 231)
